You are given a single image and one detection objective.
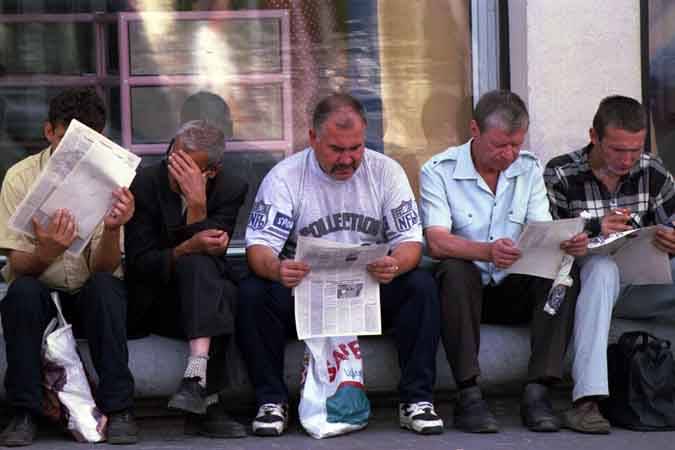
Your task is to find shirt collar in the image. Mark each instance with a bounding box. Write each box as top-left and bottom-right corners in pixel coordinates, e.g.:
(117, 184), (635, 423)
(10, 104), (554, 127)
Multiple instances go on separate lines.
(452, 139), (528, 179)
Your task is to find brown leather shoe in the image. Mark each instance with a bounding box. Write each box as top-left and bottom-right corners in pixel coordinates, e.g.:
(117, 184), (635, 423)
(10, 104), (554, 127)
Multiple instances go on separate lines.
(562, 400), (610, 434)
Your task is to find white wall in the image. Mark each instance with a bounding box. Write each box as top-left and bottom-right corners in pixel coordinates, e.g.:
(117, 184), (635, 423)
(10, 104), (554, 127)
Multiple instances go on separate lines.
(509, 0), (642, 163)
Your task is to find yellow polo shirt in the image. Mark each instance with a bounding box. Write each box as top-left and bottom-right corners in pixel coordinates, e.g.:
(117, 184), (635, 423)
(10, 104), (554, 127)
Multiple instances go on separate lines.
(0, 147), (122, 293)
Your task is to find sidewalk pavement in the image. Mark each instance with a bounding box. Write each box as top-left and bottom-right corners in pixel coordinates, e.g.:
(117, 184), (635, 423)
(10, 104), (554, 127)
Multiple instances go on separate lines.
(10, 390), (674, 450)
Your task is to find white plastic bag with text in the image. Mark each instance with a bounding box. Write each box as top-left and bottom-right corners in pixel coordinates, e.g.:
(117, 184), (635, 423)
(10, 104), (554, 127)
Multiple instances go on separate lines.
(298, 336), (370, 439)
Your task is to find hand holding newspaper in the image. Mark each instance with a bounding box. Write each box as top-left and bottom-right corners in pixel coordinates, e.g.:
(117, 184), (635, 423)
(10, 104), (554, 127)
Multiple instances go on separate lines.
(8, 119), (141, 255)
(293, 236), (389, 340)
(588, 225), (672, 285)
(505, 218), (584, 279)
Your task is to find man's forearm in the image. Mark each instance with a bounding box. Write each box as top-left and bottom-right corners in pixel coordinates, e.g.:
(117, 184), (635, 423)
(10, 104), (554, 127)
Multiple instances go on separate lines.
(247, 245), (282, 282)
(8, 249), (54, 278)
(92, 228), (122, 273)
(426, 229), (492, 262)
(390, 242), (422, 274)
(185, 203), (207, 225)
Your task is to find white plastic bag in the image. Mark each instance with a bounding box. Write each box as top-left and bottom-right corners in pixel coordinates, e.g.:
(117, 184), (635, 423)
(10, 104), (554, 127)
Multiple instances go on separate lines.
(298, 336), (370, 439)
(42, 292), (107, 443)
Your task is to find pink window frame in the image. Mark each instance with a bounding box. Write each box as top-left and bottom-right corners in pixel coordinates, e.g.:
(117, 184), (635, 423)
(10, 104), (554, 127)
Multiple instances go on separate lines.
(117, 10), (293, 156)
(0, 13), (118, 97)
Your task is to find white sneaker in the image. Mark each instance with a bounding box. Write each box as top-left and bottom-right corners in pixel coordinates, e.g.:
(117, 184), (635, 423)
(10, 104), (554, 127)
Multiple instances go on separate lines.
(252, 403), (288, 437)
(399, 402), (444, 434)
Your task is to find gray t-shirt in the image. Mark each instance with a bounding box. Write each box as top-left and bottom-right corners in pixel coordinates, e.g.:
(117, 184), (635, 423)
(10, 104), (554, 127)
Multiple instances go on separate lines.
(246, 148), (422, 258)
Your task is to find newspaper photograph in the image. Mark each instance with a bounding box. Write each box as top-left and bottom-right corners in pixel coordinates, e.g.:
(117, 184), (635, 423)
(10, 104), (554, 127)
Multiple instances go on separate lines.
(8, 119), (141, 255)
(588, 225), (672, 285)
(294, 236), (389, 340)
(505, 218), (584, 279)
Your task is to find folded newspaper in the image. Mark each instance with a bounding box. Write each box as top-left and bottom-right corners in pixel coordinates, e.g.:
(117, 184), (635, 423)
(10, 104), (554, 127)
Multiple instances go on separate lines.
(8, 119), (141, 255)
(588, 226), (672, 285)
(293, 236), (389, 340)
(505, 218), (584, 279)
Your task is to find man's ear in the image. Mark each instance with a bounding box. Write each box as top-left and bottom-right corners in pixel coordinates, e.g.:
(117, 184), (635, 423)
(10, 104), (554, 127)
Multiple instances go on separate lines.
(589, 127), (599, 145)
(309, 128), (319, 147)
(44, 121), (56, 144)
(469, 120), (481, 139)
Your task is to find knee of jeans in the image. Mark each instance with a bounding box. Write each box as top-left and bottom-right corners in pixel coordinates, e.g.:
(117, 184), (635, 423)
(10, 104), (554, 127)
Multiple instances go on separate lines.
(400, 269), (438, 301)
(582, 256), (620, 284)
(2, 276), (47, 317)
(236, 276), (269, 315)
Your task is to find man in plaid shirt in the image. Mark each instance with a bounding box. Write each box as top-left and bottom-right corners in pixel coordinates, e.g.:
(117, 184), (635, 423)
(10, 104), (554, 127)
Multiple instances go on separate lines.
(544, 95), (675, 434)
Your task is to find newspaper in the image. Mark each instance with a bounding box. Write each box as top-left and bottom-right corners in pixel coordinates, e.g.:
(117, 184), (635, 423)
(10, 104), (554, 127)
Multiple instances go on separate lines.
(294, 236), (389, 340)
(505, 218), (584, 279)
(8, 119), (141, 255)
(588, 225), (672, 285)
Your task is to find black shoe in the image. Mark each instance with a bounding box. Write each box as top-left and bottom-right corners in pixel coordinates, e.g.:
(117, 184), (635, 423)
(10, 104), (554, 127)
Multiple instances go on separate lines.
(0, 410), (37, 447)
(454, 386), (500, 433)
(107, 409), (139, 445)
(185, 403), (246, 438)
(168, 377), (207, 415)
(520, 383), (560, 432)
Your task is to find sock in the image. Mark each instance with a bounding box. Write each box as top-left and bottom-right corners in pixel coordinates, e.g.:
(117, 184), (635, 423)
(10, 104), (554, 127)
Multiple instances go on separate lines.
(184, 355), (209, 388)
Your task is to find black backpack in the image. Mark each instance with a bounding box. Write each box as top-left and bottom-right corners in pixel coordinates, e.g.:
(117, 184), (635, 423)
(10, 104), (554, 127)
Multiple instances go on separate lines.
(601, 331), (675, 430)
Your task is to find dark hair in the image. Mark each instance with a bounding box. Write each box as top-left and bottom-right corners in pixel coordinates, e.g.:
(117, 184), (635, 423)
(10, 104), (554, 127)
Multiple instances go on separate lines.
(312, 93), (367, 134)
(473, 89), (529, 134)
(592, 95), (646, 141)
(180, 91), (233, 138)
(48, 87), (106, 132)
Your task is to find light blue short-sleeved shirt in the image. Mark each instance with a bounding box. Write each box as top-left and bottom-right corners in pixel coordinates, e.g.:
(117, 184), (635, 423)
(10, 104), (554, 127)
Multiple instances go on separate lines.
(420, 140), (552, 285)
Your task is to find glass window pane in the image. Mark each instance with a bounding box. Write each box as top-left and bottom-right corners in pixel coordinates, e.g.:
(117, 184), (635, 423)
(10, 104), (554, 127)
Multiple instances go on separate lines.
(0, 0), (107, 13)
(0, 87), (53, 186)
(130, 84), (284, 144)
(128, 17), (282, 76)
(0, 23), (95, 75)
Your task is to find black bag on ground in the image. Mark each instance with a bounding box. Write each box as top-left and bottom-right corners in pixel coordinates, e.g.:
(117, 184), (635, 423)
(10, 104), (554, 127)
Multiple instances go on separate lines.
(600, 331), (675, 430)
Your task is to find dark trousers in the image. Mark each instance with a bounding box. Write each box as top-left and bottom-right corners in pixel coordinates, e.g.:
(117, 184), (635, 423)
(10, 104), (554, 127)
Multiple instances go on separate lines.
(435, 258), (578, 384)
(236, 268), (440, 407)
(1, 273), (134, 416)
(130, 254), (238, 394)
(145, 254), (236, 340)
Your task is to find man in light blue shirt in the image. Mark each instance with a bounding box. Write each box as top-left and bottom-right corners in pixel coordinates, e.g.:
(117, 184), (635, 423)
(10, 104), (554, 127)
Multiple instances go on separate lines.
(420, 90), (587, 434)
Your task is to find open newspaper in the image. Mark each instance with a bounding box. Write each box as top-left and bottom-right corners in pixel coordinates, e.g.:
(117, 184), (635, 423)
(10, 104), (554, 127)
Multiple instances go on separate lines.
(8, 119), (141, 255)
(588, 226), (672, 285)
(505, 218), (584, 279)
(294, 236), (388, 340)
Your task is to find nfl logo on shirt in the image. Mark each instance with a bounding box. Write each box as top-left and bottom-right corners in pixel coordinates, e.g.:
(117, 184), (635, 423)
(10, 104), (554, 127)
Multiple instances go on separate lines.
(391, 200), (419, 232)
(248, 200), (271, 230)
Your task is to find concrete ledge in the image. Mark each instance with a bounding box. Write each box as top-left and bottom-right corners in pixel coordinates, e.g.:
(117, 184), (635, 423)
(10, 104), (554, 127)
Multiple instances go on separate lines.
(1, 318), (671, 403)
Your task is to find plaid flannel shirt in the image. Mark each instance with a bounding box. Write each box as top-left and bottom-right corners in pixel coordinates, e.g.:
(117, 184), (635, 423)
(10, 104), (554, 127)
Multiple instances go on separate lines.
(544, 144), (675, 237)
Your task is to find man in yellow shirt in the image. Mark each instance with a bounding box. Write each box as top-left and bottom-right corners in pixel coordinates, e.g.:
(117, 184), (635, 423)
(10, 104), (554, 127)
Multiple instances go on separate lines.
(0, 88), (137, 446)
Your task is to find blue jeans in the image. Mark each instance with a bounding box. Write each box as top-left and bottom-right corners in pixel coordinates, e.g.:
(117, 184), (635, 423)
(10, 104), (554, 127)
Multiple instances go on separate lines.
(570, 255), (675, 401)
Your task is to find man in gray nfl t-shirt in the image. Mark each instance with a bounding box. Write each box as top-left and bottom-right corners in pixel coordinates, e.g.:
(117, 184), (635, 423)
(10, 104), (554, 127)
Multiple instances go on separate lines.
(236, 93), (443, 437)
